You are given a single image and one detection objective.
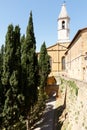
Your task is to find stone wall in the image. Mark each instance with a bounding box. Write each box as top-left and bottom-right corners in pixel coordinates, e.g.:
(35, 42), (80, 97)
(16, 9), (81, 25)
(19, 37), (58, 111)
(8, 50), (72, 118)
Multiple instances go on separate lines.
(60, 76), (87, 130)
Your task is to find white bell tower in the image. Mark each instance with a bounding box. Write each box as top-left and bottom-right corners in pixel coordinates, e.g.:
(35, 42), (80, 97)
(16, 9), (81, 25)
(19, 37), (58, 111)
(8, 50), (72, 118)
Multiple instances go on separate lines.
(58, 3), (70, 43)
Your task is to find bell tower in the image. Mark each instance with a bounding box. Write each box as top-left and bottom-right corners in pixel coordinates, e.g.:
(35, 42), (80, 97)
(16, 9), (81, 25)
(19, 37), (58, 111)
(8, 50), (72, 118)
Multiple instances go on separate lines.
(58, 3), (70, 43)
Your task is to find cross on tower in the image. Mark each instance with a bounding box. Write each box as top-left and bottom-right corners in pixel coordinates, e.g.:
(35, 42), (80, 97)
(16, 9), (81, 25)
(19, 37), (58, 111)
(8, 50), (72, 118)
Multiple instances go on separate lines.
(63, 1), (66, 4)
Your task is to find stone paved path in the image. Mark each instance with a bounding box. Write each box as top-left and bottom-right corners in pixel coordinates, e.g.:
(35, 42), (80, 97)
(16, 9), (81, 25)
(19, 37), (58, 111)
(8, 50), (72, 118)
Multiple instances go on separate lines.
(34, 96), (56, 130)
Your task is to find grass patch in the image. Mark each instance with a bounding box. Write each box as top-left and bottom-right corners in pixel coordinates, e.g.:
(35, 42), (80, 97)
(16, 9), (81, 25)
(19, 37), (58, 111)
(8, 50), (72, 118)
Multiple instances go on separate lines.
(67, 80), (78, 96)
(60, 78), (78, 96)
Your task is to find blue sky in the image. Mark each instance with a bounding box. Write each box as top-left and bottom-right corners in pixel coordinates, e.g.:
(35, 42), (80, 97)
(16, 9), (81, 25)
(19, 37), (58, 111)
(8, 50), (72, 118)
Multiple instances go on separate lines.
(0, 0), (87, 51)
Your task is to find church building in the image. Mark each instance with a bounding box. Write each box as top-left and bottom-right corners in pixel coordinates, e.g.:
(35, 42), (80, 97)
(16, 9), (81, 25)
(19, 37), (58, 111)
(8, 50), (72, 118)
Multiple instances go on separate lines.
(47, 3), (87, 82)
(47, 3), (70, 78)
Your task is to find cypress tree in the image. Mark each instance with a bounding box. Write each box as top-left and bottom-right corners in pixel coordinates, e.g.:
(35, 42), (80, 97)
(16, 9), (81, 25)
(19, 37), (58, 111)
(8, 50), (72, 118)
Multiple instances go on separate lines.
(0, 45), (4, 87)
(21, 11), (38, 130)
(0, 45), (4, 77)
(21, 35), (25, 55)
(0, 45), (5, 129)
(2, 24), (22, 129)
(39, 42), (51, 91)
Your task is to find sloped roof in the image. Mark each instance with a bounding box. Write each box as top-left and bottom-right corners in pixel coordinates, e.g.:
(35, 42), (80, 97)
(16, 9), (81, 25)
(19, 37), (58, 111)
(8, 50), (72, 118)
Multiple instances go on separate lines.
(47, 42), (69, 50)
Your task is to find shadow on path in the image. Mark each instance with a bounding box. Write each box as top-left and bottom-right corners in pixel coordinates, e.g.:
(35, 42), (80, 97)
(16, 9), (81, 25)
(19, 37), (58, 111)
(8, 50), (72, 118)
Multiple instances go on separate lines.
(32, 86), (67, 130)
(54, 86), (67, 130)
(33, 96), (56, 130)
(54, 104), (65, 130)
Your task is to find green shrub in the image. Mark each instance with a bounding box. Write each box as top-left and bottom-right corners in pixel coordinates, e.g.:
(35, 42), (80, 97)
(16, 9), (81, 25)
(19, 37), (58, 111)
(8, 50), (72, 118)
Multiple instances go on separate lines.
(68, 80), (78, 96)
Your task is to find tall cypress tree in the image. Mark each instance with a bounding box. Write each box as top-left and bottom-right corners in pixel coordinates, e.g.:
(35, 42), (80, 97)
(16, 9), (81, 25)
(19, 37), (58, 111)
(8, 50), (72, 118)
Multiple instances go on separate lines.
(39, 42), (51, 91)
(0, 45), (4, 77)
(2, 24), (22, 129)
(21, 35), (25, 55)
(0, 45), (4, 87)
(21, 11), (38, 130)
(0, 45), (5, 129)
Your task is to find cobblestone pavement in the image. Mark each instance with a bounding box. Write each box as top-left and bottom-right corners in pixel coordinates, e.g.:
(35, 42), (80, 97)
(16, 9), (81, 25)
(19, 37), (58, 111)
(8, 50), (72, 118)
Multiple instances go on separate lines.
(34, 96), (56, 130)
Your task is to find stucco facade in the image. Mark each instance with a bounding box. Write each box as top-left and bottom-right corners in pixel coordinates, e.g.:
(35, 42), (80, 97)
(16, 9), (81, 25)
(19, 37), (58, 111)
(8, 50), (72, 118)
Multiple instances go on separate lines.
(65, 28), (87, 81)
(47, 42), (69, 77)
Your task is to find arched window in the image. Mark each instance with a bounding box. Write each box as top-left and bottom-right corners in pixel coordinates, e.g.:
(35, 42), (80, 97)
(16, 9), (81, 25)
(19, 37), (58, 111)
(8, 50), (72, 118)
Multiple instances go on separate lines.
(62, 56), (65, 70)
(62, 21), (65, 29)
